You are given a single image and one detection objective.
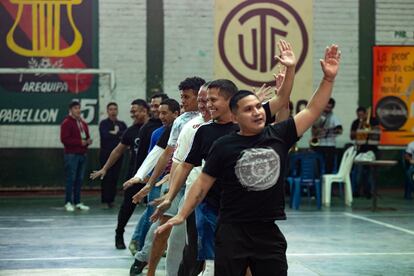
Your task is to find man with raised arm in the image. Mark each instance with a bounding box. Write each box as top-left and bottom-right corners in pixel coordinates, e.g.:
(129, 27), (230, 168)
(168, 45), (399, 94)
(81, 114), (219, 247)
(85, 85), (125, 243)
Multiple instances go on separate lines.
(157, 44), (341, 275)
(148, 40), (295, 275)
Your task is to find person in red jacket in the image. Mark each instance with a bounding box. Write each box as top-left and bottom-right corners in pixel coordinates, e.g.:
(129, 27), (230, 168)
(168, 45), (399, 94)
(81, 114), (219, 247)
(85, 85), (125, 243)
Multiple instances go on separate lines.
(60, 100), (92, 212)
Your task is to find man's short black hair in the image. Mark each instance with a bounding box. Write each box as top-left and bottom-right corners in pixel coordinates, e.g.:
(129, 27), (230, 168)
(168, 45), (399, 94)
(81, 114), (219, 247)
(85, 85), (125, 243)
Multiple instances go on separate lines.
(208, 79), (238, 100)
(151, 93), (169, 101)
(131, 99), (150, 113)
(178, 77), (206, 93)
(106, 102), (117, 109)
(229, 90), (256, 114)
(68, 100), (80, 109)
(356, 106), (367, 113)
(160, 99), (180, 114)
(328, 98), (336, 108)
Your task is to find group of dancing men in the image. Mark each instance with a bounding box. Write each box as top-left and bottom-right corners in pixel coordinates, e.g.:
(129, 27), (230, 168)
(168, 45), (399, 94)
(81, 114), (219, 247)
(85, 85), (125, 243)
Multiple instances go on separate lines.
(86, 41), (341, 275)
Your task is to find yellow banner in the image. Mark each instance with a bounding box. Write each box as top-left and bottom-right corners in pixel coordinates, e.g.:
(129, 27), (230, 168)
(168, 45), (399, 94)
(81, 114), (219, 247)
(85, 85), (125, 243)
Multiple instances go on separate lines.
(373, 46), (414, 145)
(214, 0), (313, 108)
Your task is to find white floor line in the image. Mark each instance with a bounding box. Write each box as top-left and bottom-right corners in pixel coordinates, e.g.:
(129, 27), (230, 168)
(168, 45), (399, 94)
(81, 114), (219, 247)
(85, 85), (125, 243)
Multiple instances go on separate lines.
(288, 252), (414, 257)
(2, 252), (414, 262)
(344, 212), (414, 235)
(0, 224), (117, 230)
(0, 256), (131, 261)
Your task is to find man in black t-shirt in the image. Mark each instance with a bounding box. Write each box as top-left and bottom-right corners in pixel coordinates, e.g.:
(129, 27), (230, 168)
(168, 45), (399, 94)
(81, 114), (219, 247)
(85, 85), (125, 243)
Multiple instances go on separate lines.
(99, 102), (127, 208)
(350, 106), (380, 198)
(157, 44), (341, 275)
(91, 94), (168, 249)
(151, 40), (297, 275)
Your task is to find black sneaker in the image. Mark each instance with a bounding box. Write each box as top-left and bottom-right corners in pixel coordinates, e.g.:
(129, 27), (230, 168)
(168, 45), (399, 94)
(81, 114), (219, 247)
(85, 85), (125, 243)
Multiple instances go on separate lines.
(130, 259), (147, 275)
(115, 234), (126, 249)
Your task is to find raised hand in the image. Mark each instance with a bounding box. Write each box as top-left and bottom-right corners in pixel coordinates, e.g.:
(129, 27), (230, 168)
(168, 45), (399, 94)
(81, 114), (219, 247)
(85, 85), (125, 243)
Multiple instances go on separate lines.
(132, 184), (151, 204)
(320, 44), (341, 81)
(273, 65), (286, 95)
(154, 214), (185, 235)
(90, 169), (106, 180)
(253, 84), (273, 102)
(274, 40), (296, 68)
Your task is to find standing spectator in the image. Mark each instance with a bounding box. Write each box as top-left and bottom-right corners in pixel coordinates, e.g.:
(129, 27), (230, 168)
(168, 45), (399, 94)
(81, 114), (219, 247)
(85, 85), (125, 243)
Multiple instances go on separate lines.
(311, 98), (343, 173)
(99, 102), (127, 208)
(60, 100), (92, 212)
(405, 141), (414, 199)
(350, 106), (380, 198)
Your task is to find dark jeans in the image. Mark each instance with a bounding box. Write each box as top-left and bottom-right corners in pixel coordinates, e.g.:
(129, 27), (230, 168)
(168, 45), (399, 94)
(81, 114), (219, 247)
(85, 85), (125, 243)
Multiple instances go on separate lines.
(313, 146), (336, 174)
(100, 152), (123, 204)
(178, 211), (204, 276)
(64, 153), (87, 204)
(115, 183), (145, 236)
(354, 164), (373, 197)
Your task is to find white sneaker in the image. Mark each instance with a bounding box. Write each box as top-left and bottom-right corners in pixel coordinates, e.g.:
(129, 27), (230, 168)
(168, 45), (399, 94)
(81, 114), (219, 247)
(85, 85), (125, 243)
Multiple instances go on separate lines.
(65, 202), (75, 212)
(75, 203), (90, 211)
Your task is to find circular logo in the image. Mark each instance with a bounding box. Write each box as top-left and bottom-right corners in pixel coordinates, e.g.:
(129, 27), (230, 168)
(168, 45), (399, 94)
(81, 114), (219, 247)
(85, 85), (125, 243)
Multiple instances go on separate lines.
(376, 96), (408, 130)
(235, 148), (280, 191)
(218, 0), (309, 87)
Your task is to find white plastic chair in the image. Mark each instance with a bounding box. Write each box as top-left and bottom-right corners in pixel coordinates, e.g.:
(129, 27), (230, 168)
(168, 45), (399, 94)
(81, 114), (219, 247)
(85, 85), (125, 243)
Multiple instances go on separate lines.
(322, 146), (357, 207)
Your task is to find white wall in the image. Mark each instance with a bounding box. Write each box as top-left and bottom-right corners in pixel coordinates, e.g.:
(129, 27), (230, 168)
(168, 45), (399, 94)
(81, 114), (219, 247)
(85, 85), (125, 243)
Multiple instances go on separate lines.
(376, 0), (414, 45)
(3, 0), (413, 148)
(163, 0), (214, 98)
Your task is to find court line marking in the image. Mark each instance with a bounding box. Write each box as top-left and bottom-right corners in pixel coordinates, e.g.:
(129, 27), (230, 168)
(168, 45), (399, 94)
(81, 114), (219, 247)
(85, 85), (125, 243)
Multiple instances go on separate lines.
(0, 224), (132, 230)
(2, 252), (414, 262)
(0, 256), (131, 261)
(288, 252), (414, 257)
(344, 212), (414, 236)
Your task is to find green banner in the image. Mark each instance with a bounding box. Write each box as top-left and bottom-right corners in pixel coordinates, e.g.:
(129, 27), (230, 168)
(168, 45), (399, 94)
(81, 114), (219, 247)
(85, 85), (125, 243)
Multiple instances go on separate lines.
(0, 0), (99, 125)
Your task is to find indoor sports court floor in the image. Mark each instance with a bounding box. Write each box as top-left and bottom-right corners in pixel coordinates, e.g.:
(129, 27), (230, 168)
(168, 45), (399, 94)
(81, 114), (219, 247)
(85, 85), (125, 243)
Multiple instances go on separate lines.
(1, 192), (414, 275)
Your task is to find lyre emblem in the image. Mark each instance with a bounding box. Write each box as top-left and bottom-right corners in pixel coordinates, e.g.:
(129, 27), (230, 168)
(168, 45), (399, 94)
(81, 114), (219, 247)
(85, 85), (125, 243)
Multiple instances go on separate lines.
(6, 0), (83, 57)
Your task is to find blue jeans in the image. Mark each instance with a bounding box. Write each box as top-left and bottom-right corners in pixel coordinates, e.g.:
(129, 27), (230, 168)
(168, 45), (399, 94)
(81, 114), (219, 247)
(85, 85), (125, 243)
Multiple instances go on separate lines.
(64, 153), (87, 204)
(131, 185), (161, 249)
(195, 202), (218, 260)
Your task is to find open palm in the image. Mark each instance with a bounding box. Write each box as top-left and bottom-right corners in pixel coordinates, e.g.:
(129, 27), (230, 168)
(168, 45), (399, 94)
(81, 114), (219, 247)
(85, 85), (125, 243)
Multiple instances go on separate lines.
(275, 40), (296, 67)
(321, 45), (341, 80)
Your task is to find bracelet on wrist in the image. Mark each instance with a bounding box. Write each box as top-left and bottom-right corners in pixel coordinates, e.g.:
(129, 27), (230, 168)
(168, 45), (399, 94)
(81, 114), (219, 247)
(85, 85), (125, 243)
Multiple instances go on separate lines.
(323, 77), (334, 83)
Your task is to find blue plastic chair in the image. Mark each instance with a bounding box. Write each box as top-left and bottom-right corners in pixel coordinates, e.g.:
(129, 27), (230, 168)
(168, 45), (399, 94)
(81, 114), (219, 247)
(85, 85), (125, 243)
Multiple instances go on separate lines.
(288, 151), (325, 209)
(287, 153), (298, 208)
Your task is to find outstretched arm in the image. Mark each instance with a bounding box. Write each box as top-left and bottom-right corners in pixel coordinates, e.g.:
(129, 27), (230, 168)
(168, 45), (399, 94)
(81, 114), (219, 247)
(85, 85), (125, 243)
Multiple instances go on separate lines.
(267, 40), (296, 116)
(149, 161), (195, 221)
(294, 44), (341, 137)
(131, 145), (175, 203)
(273, 68), (291, 123)
(154, 172), (215, 234)
(90, 143), (128, 180)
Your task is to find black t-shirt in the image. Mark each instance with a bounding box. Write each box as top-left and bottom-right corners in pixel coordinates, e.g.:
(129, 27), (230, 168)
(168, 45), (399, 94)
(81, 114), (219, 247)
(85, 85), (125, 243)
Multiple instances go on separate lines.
(99, 118), (127, 152)
(121, 123), (144, 177)
(185, 122), (239, 209)
(262, 101), (275, 124)
(350, 117), (379, 153)
(121, 118), (162, 178)
(156, 125), (172, 149)
(203, 117), (299, 223)
(183, 102), (274, 209)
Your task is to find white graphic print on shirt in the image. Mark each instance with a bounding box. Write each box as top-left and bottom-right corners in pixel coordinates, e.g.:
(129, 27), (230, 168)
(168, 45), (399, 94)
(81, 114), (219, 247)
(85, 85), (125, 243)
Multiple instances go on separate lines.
(235, 148), (280, 191)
